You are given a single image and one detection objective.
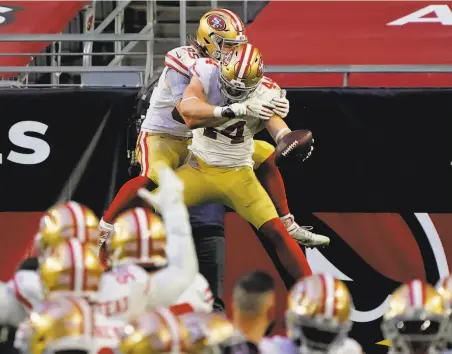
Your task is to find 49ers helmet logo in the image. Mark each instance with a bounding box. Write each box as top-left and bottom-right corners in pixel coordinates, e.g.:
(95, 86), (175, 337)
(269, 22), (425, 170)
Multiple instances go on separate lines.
(207, 14), (227, 31)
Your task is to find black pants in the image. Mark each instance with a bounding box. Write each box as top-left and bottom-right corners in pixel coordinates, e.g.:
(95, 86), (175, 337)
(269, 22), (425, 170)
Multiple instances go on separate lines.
(0, 325), (18, 354)
(192, 225), (226, 313)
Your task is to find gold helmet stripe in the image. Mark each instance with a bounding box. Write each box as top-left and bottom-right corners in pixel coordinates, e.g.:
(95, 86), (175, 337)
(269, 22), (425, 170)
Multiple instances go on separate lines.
(408, 279), (425, 308)
(67, 201), (87, 242)
(237, 43), (255, 80)
(319, 274), (336, 318)
(67, 238), (86, 291)
(214, 8), (244, 32)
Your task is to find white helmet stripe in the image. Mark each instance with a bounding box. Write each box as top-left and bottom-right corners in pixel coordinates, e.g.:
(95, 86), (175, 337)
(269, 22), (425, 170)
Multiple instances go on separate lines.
(219, 8), (244, 32)
(157, 307), (181, 353)
(322, 274), (336, 318)
(410, 279), (424, 308)
(70, 297), (94, 337)
(136, 207), (149, 260)
(237, 44), (253, 80)
(68, 239), (85, 292)
(67, 201), (86, 241)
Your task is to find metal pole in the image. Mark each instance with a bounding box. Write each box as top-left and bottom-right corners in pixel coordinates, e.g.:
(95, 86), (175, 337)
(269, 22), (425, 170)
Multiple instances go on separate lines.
(343, 73), (349, 87)
(108, 23), (154, 67)
(180, 0), (186, 46)
(93, 0), (131, 34)
(211, 0), (218, 8)
(243, 0), (248, 24)
(82, 3), (95, 67)
(144, 0), (154, 85)
(50, 41), (61, 86)
(114, 8), (125, 66)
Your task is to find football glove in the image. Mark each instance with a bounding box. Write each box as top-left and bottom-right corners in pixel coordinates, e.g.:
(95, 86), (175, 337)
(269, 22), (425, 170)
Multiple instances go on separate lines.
(215, 103), (248, 118)
(246, 98), (276, 120)
(271, 89), (290, 118)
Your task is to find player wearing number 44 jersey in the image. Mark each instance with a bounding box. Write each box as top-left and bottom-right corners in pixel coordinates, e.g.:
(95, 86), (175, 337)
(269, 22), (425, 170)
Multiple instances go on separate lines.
(99, 8), (329, 249)
(96, 166), (212, 324)
(147, 43), (316, 289)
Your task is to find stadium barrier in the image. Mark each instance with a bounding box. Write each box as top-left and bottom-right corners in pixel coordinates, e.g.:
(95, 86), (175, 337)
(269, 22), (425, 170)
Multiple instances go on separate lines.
(1, 87), (451, 354)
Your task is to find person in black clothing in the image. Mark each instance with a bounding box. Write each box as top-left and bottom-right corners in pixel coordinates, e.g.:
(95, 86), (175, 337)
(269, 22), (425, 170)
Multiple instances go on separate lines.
(189, 203), (226, 313)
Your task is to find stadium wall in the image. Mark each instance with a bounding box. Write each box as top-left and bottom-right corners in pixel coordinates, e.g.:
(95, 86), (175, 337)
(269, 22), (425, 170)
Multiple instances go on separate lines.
(1, 88), (451, 353)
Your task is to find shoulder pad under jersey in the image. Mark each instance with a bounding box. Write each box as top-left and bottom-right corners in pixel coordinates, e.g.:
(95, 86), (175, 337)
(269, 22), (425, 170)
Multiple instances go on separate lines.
(10, 271), (43, 310)
(165, 46), (201, 79)
(189, 58), (219, 95)
(255, 76), (282, 101)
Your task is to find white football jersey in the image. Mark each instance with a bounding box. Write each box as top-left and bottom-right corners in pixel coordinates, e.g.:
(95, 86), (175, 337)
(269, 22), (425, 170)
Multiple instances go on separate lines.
(141, 45), (200, 137)
(0, 270), (43, 327)
(188, 58), (281, 168)
(166, 273), (214, 315)
(95, 262), (151, 323)
(260, 336), (363, 354)
(17, 312), (123, 354)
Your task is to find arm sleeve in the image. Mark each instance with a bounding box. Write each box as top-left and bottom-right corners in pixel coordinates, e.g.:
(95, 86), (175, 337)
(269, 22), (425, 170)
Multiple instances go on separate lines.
(166, 68), (190, 102)
(147, 202), (198, 307)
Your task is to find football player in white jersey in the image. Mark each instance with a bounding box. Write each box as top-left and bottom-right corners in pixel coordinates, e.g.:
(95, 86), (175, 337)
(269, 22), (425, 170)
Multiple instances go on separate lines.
(34, 201), (102, 265)
(19, 296), (123, 354)
(100, 8), (329, 250)
(0, 202), (99, 332)
(260, 274), (363, 354)
(14, 239), (109, 352)
(147, 43), (314, 289)
(382, 279), (449, 354)
(96, 165), (205, 323)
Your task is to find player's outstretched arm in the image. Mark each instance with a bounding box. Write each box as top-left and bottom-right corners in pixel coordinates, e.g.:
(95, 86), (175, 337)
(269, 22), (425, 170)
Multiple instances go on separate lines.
(265, 115), (292, 143)
(137, 166), (198, 307)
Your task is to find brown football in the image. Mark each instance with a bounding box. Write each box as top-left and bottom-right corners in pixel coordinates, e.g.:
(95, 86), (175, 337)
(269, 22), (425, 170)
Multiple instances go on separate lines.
(274, 129), (313, 165)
